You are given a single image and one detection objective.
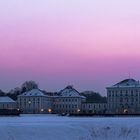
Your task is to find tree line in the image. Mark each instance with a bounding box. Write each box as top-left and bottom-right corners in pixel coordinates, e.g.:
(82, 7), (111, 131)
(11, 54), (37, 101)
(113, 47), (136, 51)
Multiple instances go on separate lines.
(0, 81), (107, 103)
(0, 81), (38, 100)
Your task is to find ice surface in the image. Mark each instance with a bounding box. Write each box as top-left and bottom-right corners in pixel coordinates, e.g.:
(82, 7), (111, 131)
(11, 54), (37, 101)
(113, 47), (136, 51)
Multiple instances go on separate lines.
(0, 115), (140, 140)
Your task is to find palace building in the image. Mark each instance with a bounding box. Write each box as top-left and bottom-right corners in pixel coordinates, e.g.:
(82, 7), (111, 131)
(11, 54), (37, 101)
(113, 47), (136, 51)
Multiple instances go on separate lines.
(107, 79), (140, 114)
(17, 89), (52, 114)
(53, 86), (86, 114)
(0, 96), (17, 110)
(16, 78), (140, 114)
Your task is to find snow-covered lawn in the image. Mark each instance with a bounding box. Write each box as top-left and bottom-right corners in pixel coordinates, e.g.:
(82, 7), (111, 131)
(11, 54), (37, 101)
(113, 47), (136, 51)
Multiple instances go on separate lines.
(0, 115), (140, 140)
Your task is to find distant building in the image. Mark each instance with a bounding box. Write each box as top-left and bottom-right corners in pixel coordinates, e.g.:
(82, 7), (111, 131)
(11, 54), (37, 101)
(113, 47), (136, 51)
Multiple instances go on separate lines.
(81, 103), (107, 114)
(17, 89), (52, 114)
(17, 86), (108, 114)
(0, 96), (17, 110)
(107, 79), (140, 114)
(53, 86), (86, 114)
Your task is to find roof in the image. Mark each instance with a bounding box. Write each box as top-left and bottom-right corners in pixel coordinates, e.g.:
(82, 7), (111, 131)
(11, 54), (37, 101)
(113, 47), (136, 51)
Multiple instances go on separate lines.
(108, 79), (140, 88)
(0, 96), (16, 103)
(59, 86), (86, 98)
(19, 89), (46, 97)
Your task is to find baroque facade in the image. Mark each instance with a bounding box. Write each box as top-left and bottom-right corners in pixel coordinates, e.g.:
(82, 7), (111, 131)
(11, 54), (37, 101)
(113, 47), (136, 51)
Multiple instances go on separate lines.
(107, 79), (140, 114)
(17, 86), (107, 114)
(0, 96), (17, 110)
(17, 89), (52, 114)
(53, 86), (86, 114)
(16, 78), (140, 114)
(81, 103), (107, 114)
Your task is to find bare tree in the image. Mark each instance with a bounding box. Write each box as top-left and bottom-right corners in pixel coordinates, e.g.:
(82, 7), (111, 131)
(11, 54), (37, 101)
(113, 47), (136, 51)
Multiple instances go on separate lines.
(21, 81), (38, 93)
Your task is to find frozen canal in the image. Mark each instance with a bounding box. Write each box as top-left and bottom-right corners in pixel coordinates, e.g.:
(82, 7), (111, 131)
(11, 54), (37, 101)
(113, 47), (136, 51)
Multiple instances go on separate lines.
(0, 115), (140, 140)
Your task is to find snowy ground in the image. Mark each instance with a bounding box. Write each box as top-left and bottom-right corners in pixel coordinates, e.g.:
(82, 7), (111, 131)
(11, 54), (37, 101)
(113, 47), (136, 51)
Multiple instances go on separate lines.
(0, 115), (140, 140)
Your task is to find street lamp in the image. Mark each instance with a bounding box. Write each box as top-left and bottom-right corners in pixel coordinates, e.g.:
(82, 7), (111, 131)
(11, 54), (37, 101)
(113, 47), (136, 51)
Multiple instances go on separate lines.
(48, 108), (52, 113)
(28, 101), (31, 104)
(77, 109), (80, 113)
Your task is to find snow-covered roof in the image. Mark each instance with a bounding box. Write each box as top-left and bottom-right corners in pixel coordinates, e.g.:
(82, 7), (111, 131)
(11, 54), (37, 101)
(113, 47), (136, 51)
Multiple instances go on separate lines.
(59, 86), (85, 98)
(19, 89), (46, 97)
(108, 79), (140, 88)
(0, 96), (16, 103)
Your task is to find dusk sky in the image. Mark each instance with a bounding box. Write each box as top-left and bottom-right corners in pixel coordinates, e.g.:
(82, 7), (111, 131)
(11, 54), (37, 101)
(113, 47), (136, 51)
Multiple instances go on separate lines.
(0, 0), (140, 95)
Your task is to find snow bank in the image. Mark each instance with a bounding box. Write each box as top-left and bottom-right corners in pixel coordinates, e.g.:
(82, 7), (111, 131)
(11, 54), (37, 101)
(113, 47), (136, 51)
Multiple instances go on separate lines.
(0, 115), (140, 140)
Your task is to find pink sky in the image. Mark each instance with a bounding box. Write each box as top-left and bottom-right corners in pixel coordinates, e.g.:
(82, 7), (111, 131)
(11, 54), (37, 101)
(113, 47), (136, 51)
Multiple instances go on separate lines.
(0, 0), (140, 94)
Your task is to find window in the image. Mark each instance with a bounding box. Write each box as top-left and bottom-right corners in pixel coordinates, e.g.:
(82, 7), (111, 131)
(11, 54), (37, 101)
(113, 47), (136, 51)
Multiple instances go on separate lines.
(120, 98), (123, 102)
(89, 104), (91, 108)
(108, 93), (111, 97)
(125, 98), (128, 102)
